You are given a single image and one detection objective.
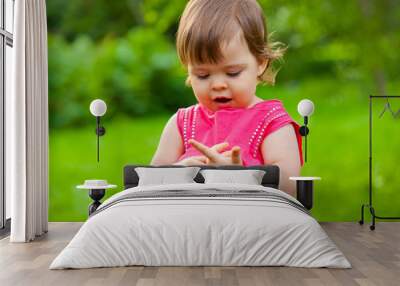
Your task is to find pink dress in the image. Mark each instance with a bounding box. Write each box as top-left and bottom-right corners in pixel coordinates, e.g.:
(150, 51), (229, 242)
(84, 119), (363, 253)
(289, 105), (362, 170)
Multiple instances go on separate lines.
(176, 100), (303, 166)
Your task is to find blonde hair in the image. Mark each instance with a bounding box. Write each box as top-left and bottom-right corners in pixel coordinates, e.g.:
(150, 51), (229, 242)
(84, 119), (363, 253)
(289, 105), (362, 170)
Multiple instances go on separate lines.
(176, 0), (286, 86)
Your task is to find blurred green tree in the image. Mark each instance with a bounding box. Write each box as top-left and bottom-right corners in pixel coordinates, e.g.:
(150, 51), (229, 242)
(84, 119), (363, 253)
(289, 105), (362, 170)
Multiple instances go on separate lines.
(47, 0), (400, 128)
(48, 28), (194, 128)
(47, 0), (145, 41)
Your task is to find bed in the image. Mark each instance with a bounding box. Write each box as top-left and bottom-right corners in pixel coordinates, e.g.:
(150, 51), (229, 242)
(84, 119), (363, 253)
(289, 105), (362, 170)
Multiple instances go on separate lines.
(50, 165), (350, 269)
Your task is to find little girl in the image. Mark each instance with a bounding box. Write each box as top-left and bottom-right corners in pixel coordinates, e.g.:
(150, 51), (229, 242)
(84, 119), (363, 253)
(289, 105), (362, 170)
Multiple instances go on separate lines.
(151, 0), (303, 196)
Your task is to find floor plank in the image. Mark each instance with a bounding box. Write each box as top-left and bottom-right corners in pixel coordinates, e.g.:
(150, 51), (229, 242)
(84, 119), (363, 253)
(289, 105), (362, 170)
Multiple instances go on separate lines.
(0, 222), (399, 286)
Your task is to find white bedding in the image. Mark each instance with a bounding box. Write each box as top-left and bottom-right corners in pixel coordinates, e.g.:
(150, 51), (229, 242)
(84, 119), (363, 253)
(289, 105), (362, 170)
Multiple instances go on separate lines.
(50, 183), (351, 269)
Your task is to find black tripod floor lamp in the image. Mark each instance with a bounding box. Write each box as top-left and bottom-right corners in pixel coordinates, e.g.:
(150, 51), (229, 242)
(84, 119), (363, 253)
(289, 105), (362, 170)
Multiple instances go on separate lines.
(359, 95), (400, 230)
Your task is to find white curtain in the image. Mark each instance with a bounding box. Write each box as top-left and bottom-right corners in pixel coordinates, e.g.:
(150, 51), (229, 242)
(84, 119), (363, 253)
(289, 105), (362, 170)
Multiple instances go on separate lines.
(7, 0), (49, 242)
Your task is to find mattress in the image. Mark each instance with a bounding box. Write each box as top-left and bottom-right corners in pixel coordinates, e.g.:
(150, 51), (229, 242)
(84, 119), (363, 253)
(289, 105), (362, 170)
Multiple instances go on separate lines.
(50, 183), (351, 269)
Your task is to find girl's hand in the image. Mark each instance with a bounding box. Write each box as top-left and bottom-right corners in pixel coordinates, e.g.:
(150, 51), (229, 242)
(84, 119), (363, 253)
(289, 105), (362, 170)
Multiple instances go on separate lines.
(173, 142), (230, 166)
(174, 155), (208, 166)
(188, 139), (242, 166)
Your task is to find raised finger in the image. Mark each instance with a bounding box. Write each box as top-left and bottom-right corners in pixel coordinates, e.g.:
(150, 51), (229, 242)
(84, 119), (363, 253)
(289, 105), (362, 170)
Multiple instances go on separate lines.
(189, 139), (220, 162)
(222, 150), (232, 157)
(211, 142), (229, 153)
(231, 146), (242, 165)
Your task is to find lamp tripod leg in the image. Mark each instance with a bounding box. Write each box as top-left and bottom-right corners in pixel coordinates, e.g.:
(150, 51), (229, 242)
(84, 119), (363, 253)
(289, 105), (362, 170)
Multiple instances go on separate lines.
(359, 204), (365, 225)
(370, 206), (376, 230)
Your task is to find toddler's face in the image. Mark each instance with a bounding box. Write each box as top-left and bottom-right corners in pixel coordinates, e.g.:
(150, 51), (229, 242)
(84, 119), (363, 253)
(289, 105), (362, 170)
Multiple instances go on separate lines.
(188, 32), (267, 112)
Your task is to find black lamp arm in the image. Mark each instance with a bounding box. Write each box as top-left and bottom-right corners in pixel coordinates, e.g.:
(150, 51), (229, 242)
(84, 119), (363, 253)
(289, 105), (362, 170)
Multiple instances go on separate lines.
(299, 116), (309, 136)
(96, 116), (106, 136)
(95, 116), (106, 162)
(299, 116), (309, 163)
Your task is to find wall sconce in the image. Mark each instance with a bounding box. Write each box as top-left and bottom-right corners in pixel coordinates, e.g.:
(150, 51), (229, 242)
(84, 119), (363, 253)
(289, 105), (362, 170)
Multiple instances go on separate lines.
(297, 99), (314, 163)
(89, 99), (107, 162)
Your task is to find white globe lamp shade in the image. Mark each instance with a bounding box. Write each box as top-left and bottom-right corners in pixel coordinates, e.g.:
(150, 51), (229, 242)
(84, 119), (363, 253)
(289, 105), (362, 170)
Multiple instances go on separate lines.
(90, 99), (107, 117)
(297, 99), (314, 117)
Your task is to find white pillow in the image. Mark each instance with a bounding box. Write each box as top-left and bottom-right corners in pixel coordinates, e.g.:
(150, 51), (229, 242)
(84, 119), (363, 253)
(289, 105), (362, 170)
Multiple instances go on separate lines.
(200, 169), (266, 185)
(135, 167), (200, 186)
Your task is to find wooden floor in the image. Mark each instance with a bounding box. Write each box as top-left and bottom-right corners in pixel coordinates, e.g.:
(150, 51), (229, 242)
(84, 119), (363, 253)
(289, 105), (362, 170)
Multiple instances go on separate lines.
(0, 222), (399, 286)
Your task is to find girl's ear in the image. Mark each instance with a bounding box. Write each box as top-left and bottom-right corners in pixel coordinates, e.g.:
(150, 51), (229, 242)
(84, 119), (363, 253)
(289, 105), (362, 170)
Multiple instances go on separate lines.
(185, 76), (192, 87)
(257, 58), (269, 77)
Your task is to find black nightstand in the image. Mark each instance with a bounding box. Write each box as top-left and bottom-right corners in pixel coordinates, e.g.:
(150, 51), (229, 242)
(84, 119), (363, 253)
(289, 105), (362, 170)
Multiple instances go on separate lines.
(289, 177), (321, 210)
(77, 180), (117, 215)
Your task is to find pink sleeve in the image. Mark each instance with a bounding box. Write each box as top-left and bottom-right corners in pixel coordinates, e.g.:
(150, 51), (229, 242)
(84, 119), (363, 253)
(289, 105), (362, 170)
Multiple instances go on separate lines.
(264, 107), (304, 166)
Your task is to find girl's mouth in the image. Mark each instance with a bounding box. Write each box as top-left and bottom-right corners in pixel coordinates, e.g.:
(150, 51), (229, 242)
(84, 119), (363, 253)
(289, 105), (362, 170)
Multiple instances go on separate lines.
(214, 97), (232, 104)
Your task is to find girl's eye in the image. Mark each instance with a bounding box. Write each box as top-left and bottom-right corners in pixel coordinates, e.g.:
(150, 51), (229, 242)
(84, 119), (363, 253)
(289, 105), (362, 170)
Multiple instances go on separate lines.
(196, 74), (209, 80)
(227, 71), (241, 77)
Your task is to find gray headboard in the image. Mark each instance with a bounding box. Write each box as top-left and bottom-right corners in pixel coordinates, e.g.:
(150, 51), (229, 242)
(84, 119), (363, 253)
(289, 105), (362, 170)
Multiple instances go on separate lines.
(123, 165), (280, 189)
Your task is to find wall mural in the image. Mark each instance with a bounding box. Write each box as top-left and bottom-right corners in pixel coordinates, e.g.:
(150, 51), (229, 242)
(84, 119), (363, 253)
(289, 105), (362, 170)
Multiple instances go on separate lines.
(47, 0), (400, 222)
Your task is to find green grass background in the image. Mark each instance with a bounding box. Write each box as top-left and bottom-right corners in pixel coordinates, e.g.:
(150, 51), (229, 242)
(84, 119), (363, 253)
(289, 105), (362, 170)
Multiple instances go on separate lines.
(49, 79), (400, 222)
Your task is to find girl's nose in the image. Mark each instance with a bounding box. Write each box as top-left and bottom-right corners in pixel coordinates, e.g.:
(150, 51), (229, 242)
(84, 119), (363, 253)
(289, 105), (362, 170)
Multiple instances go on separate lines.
(211, 79), (228, 91)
